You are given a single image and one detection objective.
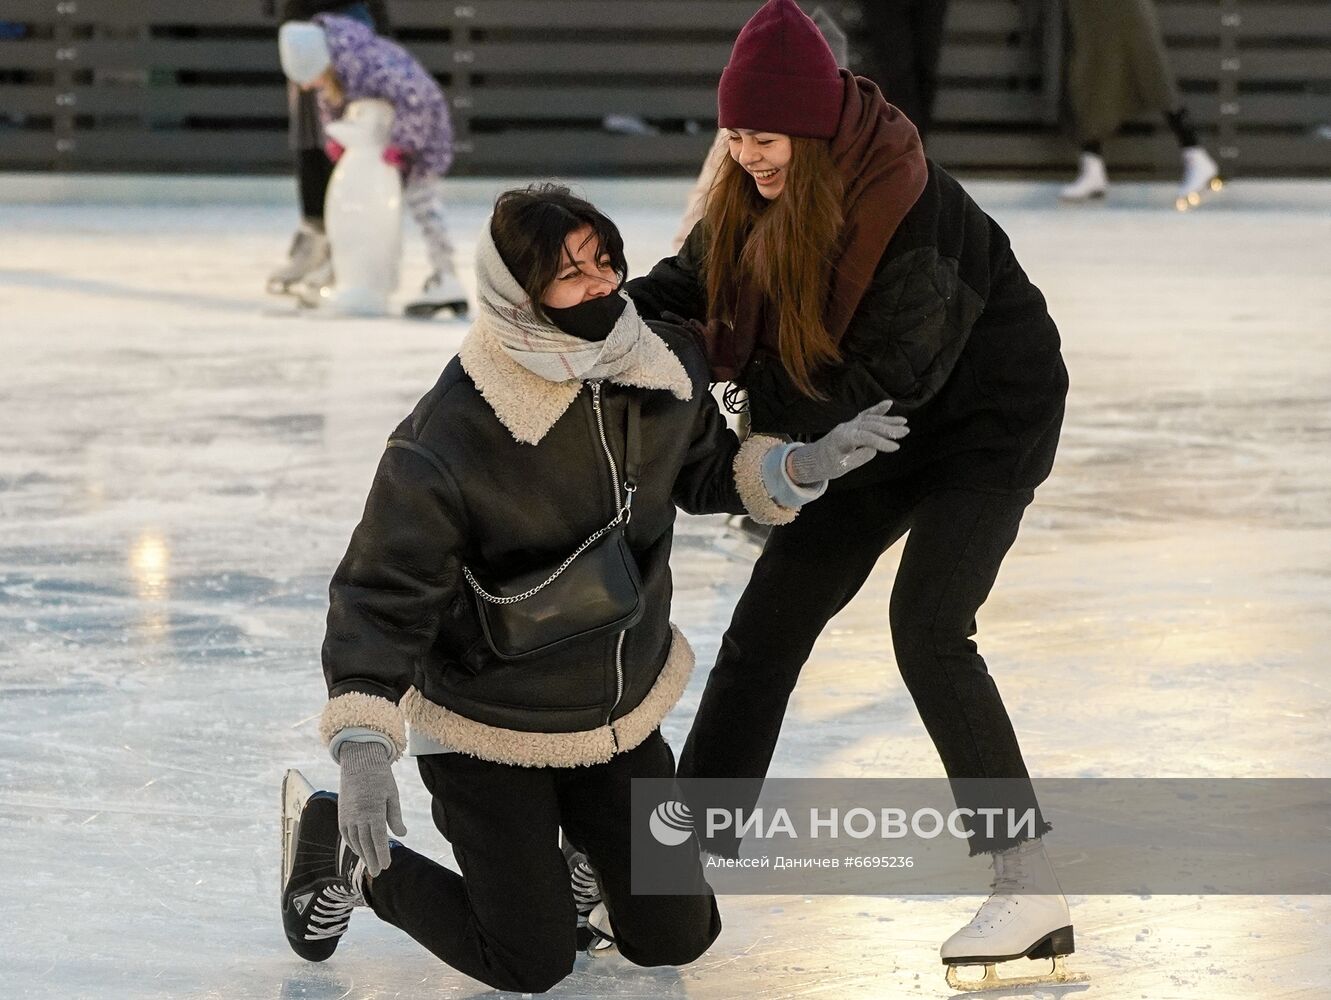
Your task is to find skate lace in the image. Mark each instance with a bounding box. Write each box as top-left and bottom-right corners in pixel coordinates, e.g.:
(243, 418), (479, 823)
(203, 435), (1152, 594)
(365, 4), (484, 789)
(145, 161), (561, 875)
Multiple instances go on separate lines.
(570, 858), (601, 914)
(968, 852), (1027, 929)
(302, 849), (366, 941)
(303, 881), (360, 940)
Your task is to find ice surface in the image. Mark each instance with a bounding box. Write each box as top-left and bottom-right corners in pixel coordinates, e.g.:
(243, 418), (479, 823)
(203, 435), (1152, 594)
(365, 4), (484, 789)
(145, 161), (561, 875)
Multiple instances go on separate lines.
(1, 176), (1329, 999)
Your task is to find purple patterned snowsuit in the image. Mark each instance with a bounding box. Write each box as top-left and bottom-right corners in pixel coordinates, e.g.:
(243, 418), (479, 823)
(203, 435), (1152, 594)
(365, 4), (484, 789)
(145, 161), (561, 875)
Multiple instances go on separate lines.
(314, 13), (457, 277)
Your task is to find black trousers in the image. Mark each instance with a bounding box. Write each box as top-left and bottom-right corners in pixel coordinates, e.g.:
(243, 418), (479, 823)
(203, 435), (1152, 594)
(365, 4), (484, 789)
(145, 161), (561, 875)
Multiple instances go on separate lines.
(852, 0), (952, 137)
(366, 731), (721, 994)
(679, 484), (1050, 856)
(289, 0), (385, 222)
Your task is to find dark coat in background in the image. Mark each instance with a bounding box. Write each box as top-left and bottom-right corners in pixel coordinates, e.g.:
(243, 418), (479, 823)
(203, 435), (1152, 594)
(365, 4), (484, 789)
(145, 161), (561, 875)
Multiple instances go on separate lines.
(1066, 0), (1180, 144)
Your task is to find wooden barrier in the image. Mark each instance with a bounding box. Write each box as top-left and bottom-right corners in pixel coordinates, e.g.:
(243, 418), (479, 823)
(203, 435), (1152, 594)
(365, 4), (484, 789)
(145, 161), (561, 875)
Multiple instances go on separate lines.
(0, 1), (1327, 176)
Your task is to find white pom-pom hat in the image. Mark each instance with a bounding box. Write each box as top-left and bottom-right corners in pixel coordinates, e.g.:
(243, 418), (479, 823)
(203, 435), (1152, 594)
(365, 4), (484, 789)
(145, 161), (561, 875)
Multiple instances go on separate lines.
(278, 21), (331, 86)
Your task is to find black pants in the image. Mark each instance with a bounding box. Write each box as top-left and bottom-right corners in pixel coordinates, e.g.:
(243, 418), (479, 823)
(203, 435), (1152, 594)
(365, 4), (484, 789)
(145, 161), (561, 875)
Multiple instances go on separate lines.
(366, 731), (721, 994)
(679, 484), (1050, 856)
(852, 0), (952, 136)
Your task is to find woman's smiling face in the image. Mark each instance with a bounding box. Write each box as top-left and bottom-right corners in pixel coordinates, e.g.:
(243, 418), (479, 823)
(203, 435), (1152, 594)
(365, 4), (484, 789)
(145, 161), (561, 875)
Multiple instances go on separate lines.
(539, 224), (619, 308)
(726, 130), (793, 200)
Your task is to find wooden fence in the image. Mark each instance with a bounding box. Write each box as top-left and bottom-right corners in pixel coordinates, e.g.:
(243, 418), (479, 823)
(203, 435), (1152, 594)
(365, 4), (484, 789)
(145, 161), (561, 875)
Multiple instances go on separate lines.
(0, 0), (1327, 176)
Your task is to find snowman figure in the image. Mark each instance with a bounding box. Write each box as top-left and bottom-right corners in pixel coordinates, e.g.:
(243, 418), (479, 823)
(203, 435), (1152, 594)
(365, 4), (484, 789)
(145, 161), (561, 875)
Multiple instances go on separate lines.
(319, 99), (402, 316)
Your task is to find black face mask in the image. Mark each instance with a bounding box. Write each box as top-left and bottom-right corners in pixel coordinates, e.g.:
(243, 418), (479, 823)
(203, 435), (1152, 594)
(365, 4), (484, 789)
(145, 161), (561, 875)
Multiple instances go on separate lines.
(543, 292), (627, 343)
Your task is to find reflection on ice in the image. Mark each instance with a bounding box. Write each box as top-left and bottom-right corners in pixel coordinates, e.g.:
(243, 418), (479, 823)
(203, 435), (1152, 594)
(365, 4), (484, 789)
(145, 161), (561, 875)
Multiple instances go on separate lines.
(2, 179), (1329, 998)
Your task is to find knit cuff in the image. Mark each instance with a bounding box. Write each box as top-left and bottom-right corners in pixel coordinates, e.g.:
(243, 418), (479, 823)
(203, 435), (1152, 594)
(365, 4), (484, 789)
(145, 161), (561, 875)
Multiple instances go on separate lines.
(328, 726), (399, 765)
(761, 441), (828, 508)
(337, 739), (392, 773)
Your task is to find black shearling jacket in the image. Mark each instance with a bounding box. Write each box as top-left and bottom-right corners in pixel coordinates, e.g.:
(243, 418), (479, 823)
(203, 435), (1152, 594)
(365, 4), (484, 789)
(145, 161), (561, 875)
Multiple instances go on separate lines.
(317, 319), (796, 768)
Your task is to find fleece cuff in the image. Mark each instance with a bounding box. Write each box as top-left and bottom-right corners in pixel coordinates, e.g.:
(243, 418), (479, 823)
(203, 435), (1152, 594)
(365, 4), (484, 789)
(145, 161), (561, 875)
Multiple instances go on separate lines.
(733, 434), (801, 526)
(319, 692), (407, 764)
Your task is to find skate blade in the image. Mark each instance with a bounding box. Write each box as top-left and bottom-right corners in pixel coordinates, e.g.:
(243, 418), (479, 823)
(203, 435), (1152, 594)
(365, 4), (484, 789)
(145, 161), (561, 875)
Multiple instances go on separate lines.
(946, 954), (1087, 993)
(404, 301), (469, 320)
(1176, 177), (1224, 212)
(1057, 190), (1106, 204)
(281, 769), (317, 893)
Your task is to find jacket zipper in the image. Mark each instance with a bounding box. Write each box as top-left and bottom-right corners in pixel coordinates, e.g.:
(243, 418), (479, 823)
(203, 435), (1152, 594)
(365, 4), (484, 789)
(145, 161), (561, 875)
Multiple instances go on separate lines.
(590, 380), (628, 730)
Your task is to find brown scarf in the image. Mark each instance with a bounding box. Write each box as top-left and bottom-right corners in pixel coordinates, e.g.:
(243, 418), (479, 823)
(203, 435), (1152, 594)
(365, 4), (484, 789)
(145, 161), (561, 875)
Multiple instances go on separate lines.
(713, 71), (928, 381)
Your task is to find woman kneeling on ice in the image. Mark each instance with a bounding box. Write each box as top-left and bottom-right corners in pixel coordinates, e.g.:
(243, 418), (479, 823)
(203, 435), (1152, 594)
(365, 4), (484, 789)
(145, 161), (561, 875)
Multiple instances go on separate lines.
(279, 184), (906, 993)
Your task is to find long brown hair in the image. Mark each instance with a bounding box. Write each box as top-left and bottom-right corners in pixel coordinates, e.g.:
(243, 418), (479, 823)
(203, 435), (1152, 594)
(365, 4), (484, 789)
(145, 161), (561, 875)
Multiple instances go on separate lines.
(703, 137), (844, 398)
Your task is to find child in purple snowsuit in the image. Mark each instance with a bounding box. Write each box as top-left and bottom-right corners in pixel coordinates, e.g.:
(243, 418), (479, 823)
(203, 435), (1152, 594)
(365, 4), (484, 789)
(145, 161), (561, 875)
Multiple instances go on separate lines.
(280, 14), (465, 314)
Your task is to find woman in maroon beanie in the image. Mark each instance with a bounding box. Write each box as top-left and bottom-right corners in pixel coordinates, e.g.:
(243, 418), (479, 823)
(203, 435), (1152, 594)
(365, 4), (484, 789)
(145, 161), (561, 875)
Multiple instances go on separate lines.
(626, 0), (1076, 988)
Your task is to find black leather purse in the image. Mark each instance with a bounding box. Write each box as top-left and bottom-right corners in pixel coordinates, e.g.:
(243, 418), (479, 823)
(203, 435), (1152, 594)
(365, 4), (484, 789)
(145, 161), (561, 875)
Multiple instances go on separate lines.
(463, 398), (645, 661)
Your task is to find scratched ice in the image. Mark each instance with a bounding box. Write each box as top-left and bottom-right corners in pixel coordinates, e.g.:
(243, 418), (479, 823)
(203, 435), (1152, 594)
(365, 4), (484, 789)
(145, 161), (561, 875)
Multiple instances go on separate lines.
(2, 178), (1329, 999)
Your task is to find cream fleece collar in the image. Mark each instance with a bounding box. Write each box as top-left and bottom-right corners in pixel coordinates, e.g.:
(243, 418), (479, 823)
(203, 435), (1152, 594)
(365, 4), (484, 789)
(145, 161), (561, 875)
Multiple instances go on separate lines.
(459, 315), (693, 445)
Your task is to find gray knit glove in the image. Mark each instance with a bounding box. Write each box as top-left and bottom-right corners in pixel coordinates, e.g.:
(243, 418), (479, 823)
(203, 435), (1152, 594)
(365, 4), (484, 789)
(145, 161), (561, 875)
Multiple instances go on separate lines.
(787, 400), (908, 485)
(338, 741), (407, 876)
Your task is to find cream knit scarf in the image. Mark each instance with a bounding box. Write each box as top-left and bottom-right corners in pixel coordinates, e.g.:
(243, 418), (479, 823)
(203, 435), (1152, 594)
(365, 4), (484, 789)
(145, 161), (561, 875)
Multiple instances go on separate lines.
(461, 218), (693, 445)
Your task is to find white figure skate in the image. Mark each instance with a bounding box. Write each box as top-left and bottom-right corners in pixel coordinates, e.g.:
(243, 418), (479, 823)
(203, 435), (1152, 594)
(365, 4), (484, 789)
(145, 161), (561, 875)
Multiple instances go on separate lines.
(940, 838), (1086, 991)
(404, 270), (469, 319)
(1058, 153), (1108, 202)
(1176, 146), (1223, 212)
(268, 220), (330, 295)
(320, 99), (403, 315)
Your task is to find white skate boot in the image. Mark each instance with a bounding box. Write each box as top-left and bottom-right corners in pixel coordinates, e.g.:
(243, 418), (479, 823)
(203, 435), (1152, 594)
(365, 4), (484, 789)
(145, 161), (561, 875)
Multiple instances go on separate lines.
(1058, 153), (1108, 203)
(405, 270), (469, 319)
(1176, 146), (1223, 211)
(268, 220), (330, 295)
(940, 838), (1085, 991)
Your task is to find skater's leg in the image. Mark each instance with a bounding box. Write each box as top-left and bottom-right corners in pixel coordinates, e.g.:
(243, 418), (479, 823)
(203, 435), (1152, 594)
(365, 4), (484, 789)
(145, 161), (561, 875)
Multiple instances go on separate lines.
(298, 147), (334, 224)
(270, 87), (333, 292)
(402, 174), (468, 315)
(854, 2), (921, 125)
(907, 0), (950, 136)
(403, 174), (457, 279)
(887, 488), (1050, 853)
(678, 484), (914, 850)
(558, 731), (720, 967)
(365, 754), (576, 994)
(1166, 106), (1221, 207)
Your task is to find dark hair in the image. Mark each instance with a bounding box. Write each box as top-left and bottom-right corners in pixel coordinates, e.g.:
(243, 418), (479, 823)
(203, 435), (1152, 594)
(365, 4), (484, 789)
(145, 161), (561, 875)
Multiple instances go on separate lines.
(490, 184), (628, 322)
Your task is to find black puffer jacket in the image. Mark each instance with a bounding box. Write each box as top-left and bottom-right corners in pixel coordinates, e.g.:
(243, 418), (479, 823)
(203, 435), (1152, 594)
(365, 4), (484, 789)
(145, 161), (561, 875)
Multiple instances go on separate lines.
(317, 321), (794, 768)
(627, 160), (1068, 494)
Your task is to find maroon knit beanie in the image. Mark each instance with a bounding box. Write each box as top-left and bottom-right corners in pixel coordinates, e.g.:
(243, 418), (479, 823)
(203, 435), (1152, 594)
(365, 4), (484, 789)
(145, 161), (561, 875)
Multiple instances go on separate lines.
(717, 0), (843, 140)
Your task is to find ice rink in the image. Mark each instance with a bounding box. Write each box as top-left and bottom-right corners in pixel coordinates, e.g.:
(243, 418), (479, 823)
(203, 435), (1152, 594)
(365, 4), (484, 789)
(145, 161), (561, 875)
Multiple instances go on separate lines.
(2, 174), (1330, 999)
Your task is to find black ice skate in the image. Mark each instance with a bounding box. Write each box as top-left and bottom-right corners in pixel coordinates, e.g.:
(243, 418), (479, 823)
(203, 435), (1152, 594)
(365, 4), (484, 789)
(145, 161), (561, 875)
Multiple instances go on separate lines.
(584, 902), (618, 956)
(562, 836), (608, 952)
(280, 769), (367, 962)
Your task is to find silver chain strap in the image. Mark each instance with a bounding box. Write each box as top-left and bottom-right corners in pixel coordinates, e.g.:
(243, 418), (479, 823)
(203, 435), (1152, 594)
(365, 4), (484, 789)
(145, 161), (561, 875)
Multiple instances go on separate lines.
(464, 486), (635, 606)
